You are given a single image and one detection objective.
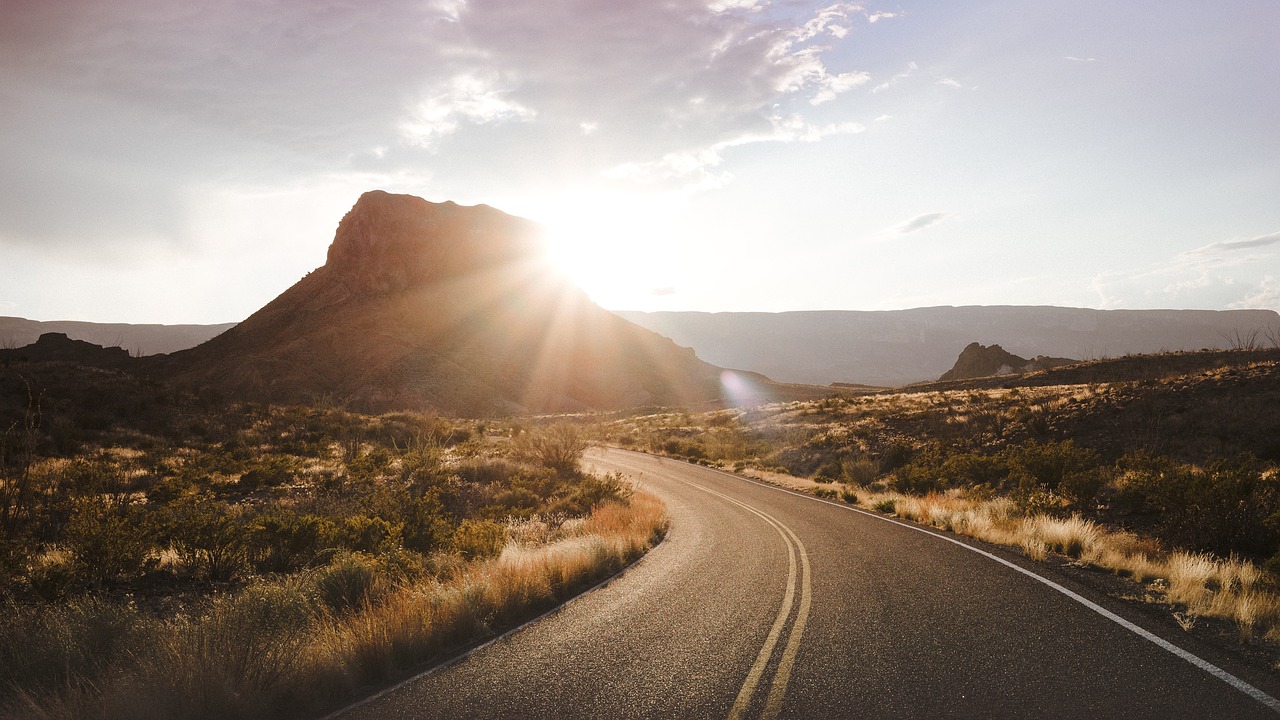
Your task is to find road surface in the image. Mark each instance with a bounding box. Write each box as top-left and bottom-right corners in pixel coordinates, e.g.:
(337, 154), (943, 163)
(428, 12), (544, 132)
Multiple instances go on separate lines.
(334, 447), (1280, 719)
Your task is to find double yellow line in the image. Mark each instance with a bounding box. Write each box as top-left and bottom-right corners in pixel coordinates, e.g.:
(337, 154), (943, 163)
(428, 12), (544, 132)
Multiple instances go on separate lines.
(687, 483), (813, 720)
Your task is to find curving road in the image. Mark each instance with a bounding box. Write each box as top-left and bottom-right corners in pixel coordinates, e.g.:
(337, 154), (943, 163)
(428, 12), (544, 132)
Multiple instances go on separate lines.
(333, 447), (1280, 719)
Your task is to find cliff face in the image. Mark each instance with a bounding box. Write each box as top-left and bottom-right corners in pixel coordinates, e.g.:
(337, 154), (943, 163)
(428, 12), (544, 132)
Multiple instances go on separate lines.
(161, 191), (738, 415)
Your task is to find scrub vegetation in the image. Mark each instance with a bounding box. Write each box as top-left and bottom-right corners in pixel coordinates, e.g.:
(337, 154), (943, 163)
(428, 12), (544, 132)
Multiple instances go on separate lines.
(0, 363), (665, 719)
(597, 349), (1280, 643)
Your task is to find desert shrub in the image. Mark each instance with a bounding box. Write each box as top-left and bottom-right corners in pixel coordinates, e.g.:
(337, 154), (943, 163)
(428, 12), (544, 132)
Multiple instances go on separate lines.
(1005, 441), (1105, 504)
(842, 457), (880, 486)
(814, 487), (838, 500)
(335, 514), (402, 554)
(1121, 453), (1280, 559)
(311, 551), (385, 612)
(248, 512), (337, 574)
(400, 491), (454, 555)
(553, 472), (631, 515)
(157, 493), (248, 581)
(873, 499), (897, 514)
(516, 423), (588, 475)
(660, 437), (707, 461)
(452, 519), (507, 560)
(840, 486), (859, 504)
(239, 455), (298, 490)
(345, 446), (393, 483)
(64, 497), (153, 584)
(890, 446), (948, 495)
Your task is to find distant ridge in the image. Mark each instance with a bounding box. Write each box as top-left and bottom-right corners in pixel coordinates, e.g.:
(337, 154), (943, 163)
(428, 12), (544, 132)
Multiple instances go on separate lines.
(0, 316), (234, 356)
(618, 307), (1280, 387)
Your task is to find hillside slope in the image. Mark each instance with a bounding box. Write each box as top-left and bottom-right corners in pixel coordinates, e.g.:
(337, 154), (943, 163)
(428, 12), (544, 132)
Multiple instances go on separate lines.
(157, 191), (809, 415)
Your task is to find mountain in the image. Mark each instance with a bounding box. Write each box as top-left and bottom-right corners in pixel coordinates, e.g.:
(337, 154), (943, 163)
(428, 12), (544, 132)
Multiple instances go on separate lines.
(0, 316), (234, 356)
(617, 307), (1280, 387)
(155, 191), (811, 415)
(938, 342), (1075, 382)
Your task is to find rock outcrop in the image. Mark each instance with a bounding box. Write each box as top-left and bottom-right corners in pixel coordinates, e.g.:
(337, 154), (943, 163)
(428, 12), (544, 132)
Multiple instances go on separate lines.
(0, 332), (130, 367)
(939, 342), (1076, 382)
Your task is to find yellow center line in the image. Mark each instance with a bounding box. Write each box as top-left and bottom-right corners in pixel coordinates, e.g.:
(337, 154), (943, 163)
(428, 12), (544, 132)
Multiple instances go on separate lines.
(762, 519), (812, 720)
(685, 482), (813, 720)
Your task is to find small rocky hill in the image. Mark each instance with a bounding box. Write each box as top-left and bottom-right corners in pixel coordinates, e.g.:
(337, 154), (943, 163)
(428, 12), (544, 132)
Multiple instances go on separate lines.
(154, 191), (812, 415)
(939, 342), (1076, 381)
(0, 332), (130, 367)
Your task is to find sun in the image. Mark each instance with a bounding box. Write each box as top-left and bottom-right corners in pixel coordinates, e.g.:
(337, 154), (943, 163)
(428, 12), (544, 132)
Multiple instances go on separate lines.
(530, 192), (683, 310)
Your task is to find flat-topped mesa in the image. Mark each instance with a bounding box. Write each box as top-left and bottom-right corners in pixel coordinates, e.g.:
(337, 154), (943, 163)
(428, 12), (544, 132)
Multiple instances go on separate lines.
(324, 190), (546, 294)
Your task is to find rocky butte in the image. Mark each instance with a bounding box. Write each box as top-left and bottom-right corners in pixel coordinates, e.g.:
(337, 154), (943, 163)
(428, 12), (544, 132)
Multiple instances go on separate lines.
(938, 342), (1076, 382)
(159, 190), (802, 415)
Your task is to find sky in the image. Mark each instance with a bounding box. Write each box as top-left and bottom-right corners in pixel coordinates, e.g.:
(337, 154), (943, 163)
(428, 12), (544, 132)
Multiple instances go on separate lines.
(1, 0), (1278, 324)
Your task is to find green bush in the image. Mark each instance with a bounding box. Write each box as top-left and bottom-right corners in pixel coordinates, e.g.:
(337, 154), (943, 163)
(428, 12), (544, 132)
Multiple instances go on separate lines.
(452, 520), (507, 560)
(1121, 453), (1280, 559)
(158, 494), (248, 581)
(311, 552), (385, 612)
(239, 455), (298, 490)
(64, 498), (153, 585)
(516, 423), (588, 475)
(248, 512), (336, 573)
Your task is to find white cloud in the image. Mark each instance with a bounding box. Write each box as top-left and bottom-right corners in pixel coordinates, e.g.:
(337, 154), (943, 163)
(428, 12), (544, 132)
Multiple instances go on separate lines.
(708, 0), (765, 12)
(874, 113), (892, 122)
(607, 111), (864, 189)
(892, 212), (948, 235)
(872, 61), (917, 93)
(867, 11), (897, 23)
(1229, 275), (1280, 311)
(400, 73), (535, 149)
(938, 77), (963, 89)
(1065, 56), (1097, 63)
(1180, 231), (1280, 259)
(811, 70), (871, 105)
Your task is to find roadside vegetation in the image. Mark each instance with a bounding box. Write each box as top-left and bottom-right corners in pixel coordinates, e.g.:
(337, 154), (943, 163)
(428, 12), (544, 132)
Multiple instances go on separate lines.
(596, 349), (1280, 644)
(0, 363), (666, 719)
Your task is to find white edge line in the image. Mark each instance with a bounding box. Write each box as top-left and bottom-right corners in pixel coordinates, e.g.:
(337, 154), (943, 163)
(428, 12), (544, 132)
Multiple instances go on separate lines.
(626, 451), (1280, 715)
(319, 536), (665, 720)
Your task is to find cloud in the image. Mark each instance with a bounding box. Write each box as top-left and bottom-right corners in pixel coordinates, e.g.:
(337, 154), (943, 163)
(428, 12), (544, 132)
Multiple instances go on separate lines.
(811, 70), (871, 105)
(1065, 56), (1098, 63)
(0, 0), (886, 253)
(400, 73), (536, 148)
(872, 61), (917, 93)
(867, 11), (897, 23)
(1180, 231), (1280, 258)
(937, 77), (963, 89)
(605, 112), (865, 187)
(893, 212), (948, 235)
(651, 286), (678, 296)
(1229, 276), (1280, 311)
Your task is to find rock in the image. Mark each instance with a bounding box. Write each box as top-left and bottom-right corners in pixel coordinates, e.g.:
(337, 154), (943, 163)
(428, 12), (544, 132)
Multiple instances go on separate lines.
(939, 342), (1075, 381)
(0, 332), (130, 367)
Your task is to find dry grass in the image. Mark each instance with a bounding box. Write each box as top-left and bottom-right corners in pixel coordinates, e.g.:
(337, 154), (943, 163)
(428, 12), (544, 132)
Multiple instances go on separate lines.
(3, 492), (668, 720)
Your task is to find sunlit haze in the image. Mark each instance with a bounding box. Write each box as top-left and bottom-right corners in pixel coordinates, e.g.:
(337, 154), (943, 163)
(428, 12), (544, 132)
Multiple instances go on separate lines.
(1, 1), (1277, 323)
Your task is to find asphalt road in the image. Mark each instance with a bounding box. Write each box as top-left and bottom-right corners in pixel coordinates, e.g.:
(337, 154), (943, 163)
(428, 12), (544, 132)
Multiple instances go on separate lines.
(334, 447), (1280, 719)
